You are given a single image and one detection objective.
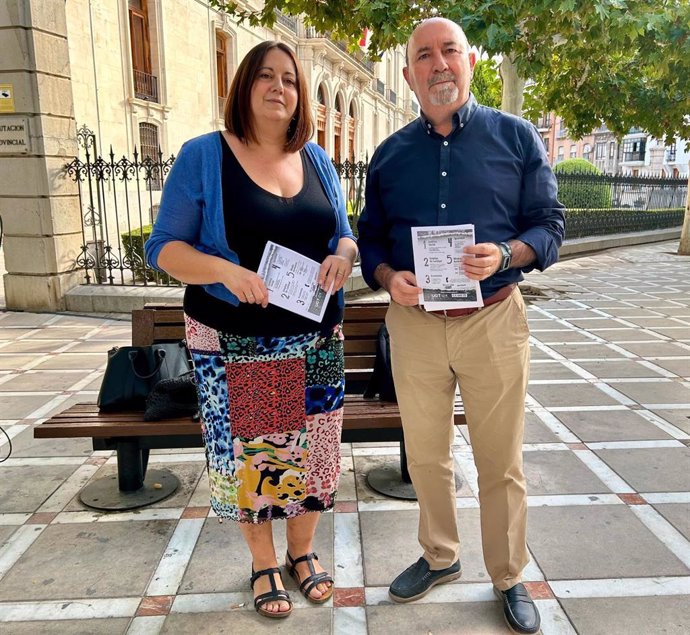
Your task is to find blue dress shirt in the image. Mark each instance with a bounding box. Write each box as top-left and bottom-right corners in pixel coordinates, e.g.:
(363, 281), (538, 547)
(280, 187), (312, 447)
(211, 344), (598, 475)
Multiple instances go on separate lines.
(358, 94), (566, 297)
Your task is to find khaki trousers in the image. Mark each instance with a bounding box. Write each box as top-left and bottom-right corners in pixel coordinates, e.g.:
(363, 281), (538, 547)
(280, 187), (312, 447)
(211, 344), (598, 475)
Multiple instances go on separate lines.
(385, 288), (530, 591)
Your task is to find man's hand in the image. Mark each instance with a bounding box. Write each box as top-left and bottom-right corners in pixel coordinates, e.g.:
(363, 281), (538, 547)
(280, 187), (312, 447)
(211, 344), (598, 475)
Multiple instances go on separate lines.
(387, 270), (422, 306)
(462, 242), (502, 281)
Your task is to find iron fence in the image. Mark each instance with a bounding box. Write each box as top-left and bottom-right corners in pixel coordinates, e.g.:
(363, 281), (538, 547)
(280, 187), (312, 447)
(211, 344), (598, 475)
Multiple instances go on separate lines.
(64, 129), (687, 287)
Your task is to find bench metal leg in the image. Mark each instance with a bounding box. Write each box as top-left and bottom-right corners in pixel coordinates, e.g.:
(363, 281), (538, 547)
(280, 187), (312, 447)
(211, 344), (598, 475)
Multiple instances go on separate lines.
(365, 435), (462, 500)
(366, 437), (417, 500)
(79, 439), (180, 511)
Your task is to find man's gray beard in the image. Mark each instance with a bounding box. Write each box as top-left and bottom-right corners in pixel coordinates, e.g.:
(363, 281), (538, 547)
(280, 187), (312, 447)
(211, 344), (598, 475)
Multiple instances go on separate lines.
(429, 84), (459, 106)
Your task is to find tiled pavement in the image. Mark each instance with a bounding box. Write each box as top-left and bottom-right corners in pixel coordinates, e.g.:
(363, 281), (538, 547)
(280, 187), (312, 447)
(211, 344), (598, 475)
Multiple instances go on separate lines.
(0, 240), (689, 634)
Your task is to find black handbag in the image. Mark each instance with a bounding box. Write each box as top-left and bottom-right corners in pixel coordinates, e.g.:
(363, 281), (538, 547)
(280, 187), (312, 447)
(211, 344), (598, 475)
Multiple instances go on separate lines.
(97, 342), (191, 411)
(144, 370), (199, 421)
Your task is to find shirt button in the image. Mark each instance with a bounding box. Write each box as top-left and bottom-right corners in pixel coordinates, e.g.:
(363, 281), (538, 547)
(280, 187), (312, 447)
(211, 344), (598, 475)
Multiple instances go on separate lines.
(441, 203), (447, 209)
(441, 171), (447, 177)
(460, 123), (464, 128)
(443, 141), (449, 146)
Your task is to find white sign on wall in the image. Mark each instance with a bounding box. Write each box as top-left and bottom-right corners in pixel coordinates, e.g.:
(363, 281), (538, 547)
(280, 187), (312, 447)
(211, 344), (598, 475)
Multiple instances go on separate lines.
(0, 117), (30, 153)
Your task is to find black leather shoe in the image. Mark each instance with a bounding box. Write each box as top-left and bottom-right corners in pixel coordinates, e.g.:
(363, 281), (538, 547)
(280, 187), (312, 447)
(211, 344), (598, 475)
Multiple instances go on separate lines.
(389, 557), (461, 603)
(494, 583), (541, 634)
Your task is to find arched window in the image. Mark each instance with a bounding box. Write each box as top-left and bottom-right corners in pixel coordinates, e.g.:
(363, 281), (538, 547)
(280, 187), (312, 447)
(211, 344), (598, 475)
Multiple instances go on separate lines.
(139, 122), (161, 190)
(569, 144), (577, 158)
(348, 101), (356, 162)
(216, 32), (230, 117)
(316, 85), (326, 150)
(333, 93), (344, 163)
(583, 144), (592, 161)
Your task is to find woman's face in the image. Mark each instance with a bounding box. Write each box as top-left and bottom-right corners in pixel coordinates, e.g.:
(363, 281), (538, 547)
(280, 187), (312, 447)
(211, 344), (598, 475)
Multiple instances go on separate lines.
(250, 48), (299, 130)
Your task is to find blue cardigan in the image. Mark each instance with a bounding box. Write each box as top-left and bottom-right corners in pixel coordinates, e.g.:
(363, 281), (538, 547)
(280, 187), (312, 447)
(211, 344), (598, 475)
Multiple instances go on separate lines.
(145, 132), (355, 307)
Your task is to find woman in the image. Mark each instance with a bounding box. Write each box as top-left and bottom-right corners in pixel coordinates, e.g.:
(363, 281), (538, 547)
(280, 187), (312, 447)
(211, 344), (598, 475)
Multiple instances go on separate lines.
(145, 41), (357, 618)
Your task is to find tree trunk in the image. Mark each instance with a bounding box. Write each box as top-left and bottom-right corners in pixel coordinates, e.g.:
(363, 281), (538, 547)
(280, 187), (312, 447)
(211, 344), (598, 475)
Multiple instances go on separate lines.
(678, 164), (690, 255)
(500, 54), (526, 116)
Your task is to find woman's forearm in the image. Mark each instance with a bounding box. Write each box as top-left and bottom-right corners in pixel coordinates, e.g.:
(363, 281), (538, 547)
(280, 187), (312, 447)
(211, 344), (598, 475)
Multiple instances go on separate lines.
(157, 241), (232, 285)
(335, 237), (358, 264)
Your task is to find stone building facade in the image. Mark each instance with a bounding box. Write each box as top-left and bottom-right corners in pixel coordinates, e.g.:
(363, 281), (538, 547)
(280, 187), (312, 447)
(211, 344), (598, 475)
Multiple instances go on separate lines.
(0, 0), (417, 312)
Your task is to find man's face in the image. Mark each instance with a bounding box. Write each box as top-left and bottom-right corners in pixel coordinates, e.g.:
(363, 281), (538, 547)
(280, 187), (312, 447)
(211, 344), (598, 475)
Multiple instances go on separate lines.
(403, 19), (476, 115)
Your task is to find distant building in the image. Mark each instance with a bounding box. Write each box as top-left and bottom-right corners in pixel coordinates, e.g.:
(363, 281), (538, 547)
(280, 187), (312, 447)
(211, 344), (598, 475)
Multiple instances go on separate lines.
(536, 115), (688, 177)
(66, 0), (418, 162)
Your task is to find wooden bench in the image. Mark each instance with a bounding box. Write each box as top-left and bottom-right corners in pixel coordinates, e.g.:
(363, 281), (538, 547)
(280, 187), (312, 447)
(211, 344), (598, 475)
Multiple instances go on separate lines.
(35, 302), (465, 510)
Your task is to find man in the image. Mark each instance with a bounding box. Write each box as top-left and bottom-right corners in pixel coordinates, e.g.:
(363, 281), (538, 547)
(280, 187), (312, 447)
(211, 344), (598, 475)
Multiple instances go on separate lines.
(357, 17), (565, 635)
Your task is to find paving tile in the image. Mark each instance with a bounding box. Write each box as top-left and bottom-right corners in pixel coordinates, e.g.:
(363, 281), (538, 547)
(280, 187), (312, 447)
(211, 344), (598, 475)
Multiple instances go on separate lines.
(565, 318), (629, 329)
(528, 505), (690, 579)
(0, 524), (18, 545)
(553, 410), (674, 442)
(574, 359), (668, 378)
(360, 509), (489, 586)
(649, 326), (690, 339)
(0, 370), (92, 392)
(0, 354), (39, 369)
(532, 329), (598, 343)
(31, 354), (104, 371)
(649, 359), (690, 376)
(652, 503), (690, 541)
(460, 414), (559, 445)
(594, 447), (690, 492)
(0, 314), (58, 327)
(524, 450), (609, 495)
(179, 514), (333, 595)
(622, 317), (688, 328)
(0, 394), (57, 419)
(66, 340), (128, 354)
(527, 383), (621, 407)
(0, 328), (43, 339)
(547, 343), (628, 360)
(0, 340), (68, 354)
(649, 408), (690, 434)
(10, 426), (94, 457)
(590, 328), (667, 342)
(606, 380), (690, 404)
(528, 362), (583, 380)
(527, 345), (553, 360)
(561, 596), (690, 635)
(161, 608), (332, 634)
(615, 341), (690, 357)
(0, 619), (130, 634)
(0, 465), (80, 513)
(0, 520), (176, 600)
(366, 601), (505, 635)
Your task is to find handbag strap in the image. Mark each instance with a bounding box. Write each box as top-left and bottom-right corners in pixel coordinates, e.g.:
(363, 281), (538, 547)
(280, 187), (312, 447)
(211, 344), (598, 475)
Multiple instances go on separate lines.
(129, 348), (166, 379)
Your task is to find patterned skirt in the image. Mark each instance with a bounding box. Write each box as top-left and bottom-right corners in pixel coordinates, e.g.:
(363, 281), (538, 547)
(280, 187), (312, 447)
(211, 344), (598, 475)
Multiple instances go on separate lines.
(184, 315), (344, 523)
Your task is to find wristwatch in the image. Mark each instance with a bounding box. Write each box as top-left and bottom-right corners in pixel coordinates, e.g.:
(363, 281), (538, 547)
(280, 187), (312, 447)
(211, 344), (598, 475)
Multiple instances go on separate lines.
(495, 241), (512, 272)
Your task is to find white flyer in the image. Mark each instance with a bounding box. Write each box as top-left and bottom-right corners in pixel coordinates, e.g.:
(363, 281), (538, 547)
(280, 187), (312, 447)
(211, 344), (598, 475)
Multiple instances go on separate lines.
(258, 241), (333, 322)
(411, 224), (484, 311)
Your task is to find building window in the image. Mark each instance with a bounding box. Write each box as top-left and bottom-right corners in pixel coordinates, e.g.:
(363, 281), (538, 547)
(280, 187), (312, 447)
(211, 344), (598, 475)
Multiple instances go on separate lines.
(139, 122), (161, 190)
(622, 138), (646, 162)
(609, 141), (616, 159)
(542, 136), (549, 153)
(666, 143), (677, 163)
(129, 0), (158, 102)
(216, 32), (229, 117)
(316, 85), (326, 150)
(556, 146), (564, 163)
(557, 119), (567, 138)
(583, 144), (592, 161)
(333, 94), (344, 164)
(595, 142), (606, 159)
(348, 101), (356, 162)
(570, 144), (577, 158)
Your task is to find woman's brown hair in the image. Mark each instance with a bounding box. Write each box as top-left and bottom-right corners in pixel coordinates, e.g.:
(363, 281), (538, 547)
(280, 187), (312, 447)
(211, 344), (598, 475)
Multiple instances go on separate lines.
(224, 41), (313, 152)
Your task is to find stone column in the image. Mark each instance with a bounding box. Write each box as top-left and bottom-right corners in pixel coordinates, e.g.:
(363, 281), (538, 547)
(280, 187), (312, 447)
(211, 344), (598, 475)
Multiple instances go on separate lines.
(0, 0), (83, 311)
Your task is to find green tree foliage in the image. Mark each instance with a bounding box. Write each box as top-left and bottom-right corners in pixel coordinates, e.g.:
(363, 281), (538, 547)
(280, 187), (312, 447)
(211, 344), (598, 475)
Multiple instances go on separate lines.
(471, 59), (502, 109)
(209, 0), (690, 144)
(553, 158), (611, 209)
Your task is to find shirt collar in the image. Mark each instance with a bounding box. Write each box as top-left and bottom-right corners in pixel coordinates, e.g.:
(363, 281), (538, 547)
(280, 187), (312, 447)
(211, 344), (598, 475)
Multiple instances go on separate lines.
(419, 93), (478, 136)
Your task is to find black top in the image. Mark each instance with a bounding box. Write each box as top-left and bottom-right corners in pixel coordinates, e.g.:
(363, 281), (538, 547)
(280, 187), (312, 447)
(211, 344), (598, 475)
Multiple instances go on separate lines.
(184, 133), (342, 335)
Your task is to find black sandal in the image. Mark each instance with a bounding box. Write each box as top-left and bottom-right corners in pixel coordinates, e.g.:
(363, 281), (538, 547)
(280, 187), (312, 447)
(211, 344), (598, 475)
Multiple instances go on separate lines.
(250, 566), (293, 618)
(286, 551), (334, 603)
